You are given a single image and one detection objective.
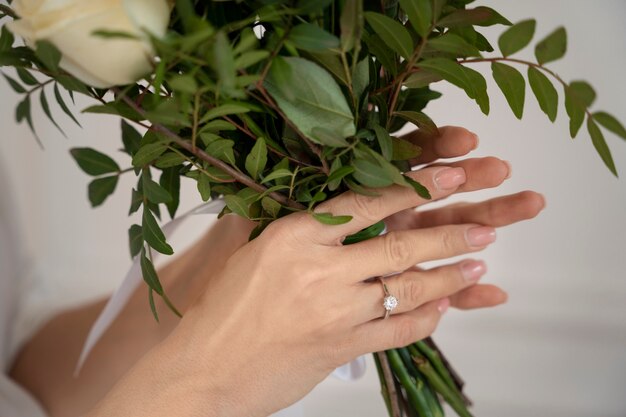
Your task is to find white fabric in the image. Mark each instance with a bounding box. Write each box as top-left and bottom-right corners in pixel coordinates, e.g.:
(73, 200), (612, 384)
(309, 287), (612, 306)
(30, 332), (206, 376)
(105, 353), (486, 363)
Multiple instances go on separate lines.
(0, 160), (47, 417)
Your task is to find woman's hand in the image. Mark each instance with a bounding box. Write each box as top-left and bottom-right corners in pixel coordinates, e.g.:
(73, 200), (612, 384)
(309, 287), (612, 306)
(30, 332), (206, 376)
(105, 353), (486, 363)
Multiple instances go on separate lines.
(89, 153), (542, 417)
(384, 126), (545, 309)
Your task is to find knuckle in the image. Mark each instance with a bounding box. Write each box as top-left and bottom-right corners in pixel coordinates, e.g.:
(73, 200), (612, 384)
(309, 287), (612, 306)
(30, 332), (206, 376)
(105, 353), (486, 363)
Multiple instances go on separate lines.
(400, 274), (424, 308)
(352, 192), (383, 222)
(383, 232), (413, 271)
(393, 317), (418, 347)
(438, 227), (459, 254)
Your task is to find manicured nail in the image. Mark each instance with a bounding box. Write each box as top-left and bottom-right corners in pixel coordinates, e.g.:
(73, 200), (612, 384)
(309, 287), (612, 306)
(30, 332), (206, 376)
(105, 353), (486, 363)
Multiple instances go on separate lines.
(434, 167), (466, 190)
(438, 298), (450, 314)
(461, 260), (487, 282)
(503, 160), (512, 179)
(470, 132), (479, 150)
(466, 226), (497, 247)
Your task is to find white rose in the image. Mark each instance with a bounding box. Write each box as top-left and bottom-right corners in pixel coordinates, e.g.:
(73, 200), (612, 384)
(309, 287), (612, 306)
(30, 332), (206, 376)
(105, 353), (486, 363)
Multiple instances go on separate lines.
(7, 0), (170, 88)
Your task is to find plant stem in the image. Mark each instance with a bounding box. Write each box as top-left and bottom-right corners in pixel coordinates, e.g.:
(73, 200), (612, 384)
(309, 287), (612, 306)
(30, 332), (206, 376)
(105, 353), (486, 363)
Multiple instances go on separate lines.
(409, 347), (473, 417)
(386, 36), (429, 129)
(0, 4), (17, 19)
(117, 93), (306, 210)
(376, 352), (403, 417)
(459, 56), (595, 120)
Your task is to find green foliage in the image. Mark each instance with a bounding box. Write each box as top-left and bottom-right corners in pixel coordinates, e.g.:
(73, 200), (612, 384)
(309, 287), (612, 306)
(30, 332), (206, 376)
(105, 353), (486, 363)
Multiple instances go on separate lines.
(2, 1), (625, 414)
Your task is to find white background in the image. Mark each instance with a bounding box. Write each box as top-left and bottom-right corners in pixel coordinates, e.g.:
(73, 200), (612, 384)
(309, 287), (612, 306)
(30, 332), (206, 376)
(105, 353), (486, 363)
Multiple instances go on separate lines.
(1, 1), (625, 416)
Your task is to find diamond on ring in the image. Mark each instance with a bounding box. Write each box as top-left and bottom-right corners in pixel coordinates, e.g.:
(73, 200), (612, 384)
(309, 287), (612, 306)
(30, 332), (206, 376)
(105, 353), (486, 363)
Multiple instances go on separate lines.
(383, 295), (399, 312)
(378, 277), (398, 319)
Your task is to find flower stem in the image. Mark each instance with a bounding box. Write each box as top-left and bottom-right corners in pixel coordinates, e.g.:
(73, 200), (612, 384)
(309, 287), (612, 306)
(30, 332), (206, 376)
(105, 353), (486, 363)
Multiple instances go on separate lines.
(0, 4), (17, 19)
(116, 92), (306, 210)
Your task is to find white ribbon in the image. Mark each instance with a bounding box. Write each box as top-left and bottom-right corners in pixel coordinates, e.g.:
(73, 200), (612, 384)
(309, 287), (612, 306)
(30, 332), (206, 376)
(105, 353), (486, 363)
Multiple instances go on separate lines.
(77, 197), (367, 382)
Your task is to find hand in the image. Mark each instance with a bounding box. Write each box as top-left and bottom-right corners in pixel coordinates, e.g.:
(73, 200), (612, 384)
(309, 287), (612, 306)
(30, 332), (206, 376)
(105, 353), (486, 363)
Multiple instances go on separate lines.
(384, 126), (545, 309)
(90, 154), (542, 417)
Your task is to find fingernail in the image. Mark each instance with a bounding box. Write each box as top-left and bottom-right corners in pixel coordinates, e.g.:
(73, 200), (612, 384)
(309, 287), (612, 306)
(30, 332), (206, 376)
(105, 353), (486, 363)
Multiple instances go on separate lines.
(503, 160), (512, 179)
(434, 167), (466, 190)
(470, 132), (479, 150)
(466, 226), (497, 247)
(438, 298), (450, 314)
(461, 260), (487, 282)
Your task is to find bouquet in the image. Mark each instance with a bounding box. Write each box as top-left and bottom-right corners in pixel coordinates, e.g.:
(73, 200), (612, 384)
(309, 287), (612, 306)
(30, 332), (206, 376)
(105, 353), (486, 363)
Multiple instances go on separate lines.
(1, 0), (624, 415)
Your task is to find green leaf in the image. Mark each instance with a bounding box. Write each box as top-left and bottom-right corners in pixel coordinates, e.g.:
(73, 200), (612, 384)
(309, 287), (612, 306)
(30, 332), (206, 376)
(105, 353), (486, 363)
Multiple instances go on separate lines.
(352, 158), (394, 188)
(39, 89), (65, 136)
(527, 67), (558, 122)
(245, 137), (268, 180)
(289, 24), (340, 51)
(438, 7), (511, 28)
(159, 167), (180, 219)
(327, 163), (355, 191)
(340, 0), (364, 52)
(224, 194), (250, 218)
(587, 117), (617, 177)
(593, 112), (626, 140)
(372, 124), (393, 160)
(491, 62), (525, 119)
(399, 0), (432, 37)
(312, 212), (353, 225)
(88, 175), (119, 207)
(206, 139), (236, 165)
(128, 224), (143, 258)
(142, 208), (174, 255)
(403, 175), (431, 199)
(155, 152), (186, 169)
(148, 288), (159, 322)
(132, 143), (168, 167)
(265, 57), (355, 141)
(345, 177), (381, 196)
(2, 73), (26, 93)
(393, 111), (439, 136)
(54, 83), (81, 127)
(213, 31), (236, 91)
(197, 171), (212, 201)
(498, 19), (536, 57)
(261, 168), (293, 184)
(535, 27), (566, 65)
(392, 137), (422, 160)
(364, 12), (414, 60)
(565, 81), (596, 138)
(140, 249), (163, 295)
(310, 126), (351, 147)
(168, 74), (198, 94)
(352, 57), (370, 99)
(71, 148), (120, 176)
(427, 33), (481, 57)
(121, 120), (142, 156)
(404, 70), (443, 88)
(199, 104), (250, 124)
(419, 58), (488, 115)
(261, 197), (282, 218)
(234, 50), (270, 69)
(16, 68), (38, 85)
(143, 175), (172, 204)
(463, 65), (490, 115)
(567, 80), (596, 108)
(0, 26), (15, 51)
(35, 41), (61, 72)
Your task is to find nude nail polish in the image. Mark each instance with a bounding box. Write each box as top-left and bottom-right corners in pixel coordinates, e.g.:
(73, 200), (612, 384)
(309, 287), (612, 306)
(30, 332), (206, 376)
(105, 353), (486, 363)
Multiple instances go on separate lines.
(434, 167), (466, 190)
(466, 227), (497, 247)
(438, 298), (450, 314)
(461, 260), (487, 282)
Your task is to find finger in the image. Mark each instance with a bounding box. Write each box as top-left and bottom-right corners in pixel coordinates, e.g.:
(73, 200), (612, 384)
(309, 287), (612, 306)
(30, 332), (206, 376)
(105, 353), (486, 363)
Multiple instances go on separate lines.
(386, 191), (546, 232)
(401, 126), (479, 166)
(340, 224), (496, 279)
(449, 284), (508, 309)
(354, 259), (486, 323)
(349, 298), (449, 356)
